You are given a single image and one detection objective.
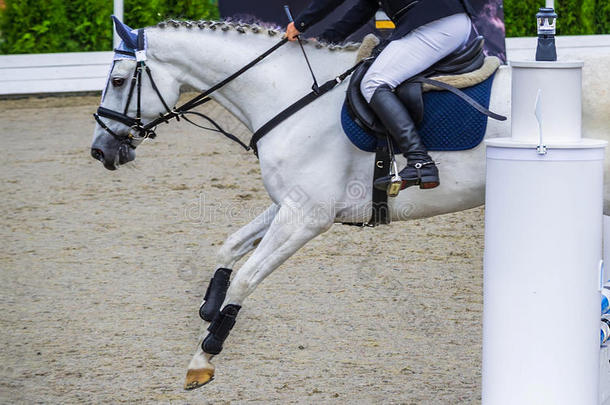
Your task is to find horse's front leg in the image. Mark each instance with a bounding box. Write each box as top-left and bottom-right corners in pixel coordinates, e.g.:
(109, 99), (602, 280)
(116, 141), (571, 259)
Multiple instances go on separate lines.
(184, 204), (279, 390)
(199, 203), (280, 322)
(185, 204), (333, 389)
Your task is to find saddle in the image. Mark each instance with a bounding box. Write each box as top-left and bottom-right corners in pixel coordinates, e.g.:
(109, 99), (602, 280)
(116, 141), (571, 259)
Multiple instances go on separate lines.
(346, 35), (498, 137)
(340, 36), (503, 227)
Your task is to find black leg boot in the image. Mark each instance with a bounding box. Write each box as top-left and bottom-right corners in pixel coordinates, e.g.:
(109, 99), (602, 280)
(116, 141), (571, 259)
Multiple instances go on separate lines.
(199, 268), (232, 322)
(368, 85), (439, 191)
(202, 304), (241, 355)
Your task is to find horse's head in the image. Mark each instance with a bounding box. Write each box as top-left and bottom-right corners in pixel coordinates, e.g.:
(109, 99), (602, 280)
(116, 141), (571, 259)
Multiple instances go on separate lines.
(91, 16), (181, 170)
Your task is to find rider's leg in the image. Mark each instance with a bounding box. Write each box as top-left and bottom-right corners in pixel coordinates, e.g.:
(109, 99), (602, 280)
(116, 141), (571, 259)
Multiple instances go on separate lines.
(370, 84), (439, 189)
(360, 12), (471, 190)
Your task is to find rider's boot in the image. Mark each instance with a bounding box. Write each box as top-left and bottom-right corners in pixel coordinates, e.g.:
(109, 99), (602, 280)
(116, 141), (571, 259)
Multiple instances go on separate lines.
(368, 85), (439, 192)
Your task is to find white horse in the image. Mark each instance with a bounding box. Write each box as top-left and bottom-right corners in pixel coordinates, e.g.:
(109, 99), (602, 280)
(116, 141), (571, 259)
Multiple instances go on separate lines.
(90, 20), (610, 389)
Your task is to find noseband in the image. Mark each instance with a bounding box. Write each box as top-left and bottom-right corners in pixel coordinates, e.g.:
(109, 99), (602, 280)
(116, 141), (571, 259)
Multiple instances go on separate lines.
(94, 28), (287, 150)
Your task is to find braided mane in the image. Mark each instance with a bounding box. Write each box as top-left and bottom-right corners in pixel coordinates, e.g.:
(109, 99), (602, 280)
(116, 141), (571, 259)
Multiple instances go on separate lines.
(153, 19), (362, 52)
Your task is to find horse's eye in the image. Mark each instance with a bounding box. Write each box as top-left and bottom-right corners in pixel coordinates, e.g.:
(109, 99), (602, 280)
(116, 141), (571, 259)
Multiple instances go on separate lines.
(112, 77), (125, 87)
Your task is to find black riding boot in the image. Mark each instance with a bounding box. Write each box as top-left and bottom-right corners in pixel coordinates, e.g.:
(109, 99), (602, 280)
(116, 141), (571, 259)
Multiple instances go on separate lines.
(369, 85), (439, 191)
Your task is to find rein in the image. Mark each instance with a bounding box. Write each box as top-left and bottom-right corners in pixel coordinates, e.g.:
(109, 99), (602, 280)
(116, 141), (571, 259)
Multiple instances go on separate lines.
(94, 29), (288, 150)
(94, 28), (362, 157)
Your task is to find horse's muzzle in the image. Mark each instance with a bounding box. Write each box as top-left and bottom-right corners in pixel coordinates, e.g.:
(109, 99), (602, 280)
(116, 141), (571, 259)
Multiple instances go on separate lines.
(91, 147), (116, 170)
(90, 136), (136, 170)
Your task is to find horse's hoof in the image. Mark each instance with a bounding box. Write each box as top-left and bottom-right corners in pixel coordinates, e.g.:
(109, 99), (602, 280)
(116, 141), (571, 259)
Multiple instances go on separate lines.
(184, 368), (215, 390)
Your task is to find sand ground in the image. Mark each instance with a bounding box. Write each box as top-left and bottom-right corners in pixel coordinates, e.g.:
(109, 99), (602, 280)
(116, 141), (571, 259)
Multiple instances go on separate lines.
(0, 94), (484, 404)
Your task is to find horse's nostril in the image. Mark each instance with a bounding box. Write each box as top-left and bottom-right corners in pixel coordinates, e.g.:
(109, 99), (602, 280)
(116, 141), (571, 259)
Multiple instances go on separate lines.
(91, 148), (104, 162)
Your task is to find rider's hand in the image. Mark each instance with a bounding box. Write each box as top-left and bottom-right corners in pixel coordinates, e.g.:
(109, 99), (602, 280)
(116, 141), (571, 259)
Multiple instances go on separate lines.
(285, 22), (301, 41)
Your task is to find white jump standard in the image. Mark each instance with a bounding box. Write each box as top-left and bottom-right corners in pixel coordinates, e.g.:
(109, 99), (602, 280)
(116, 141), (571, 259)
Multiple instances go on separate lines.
(482, 58), (607, 404)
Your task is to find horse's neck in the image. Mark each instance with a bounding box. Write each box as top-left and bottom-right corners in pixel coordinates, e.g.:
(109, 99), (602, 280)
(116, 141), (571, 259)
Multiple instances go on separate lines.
(146, 27), (357, 131)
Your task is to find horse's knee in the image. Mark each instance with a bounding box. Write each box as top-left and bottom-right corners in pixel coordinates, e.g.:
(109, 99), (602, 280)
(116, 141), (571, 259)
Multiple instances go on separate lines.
(216, 233), (242, 264)
(216, 245), (233, 266)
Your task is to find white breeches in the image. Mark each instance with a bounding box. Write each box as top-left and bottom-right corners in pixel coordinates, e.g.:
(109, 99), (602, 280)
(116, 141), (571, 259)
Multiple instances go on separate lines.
(361, 12), (472, 102)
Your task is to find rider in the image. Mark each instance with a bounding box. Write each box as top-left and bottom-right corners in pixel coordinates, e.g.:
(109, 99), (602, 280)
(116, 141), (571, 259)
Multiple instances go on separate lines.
(286, 0), (474, 191)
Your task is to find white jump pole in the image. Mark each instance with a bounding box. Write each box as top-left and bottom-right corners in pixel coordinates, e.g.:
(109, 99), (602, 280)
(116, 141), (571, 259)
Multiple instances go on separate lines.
(600, 0), (608, 270)
(482, 55), (607, 404)
(113, 0), (124, 49)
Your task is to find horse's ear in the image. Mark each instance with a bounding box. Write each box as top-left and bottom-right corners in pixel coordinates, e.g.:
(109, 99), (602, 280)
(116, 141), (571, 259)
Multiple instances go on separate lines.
(111, 15), (138, 49)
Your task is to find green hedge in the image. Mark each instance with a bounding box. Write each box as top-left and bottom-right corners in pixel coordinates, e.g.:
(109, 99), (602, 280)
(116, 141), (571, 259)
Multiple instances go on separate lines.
(504, 0), (610, 37)
(0, 0), (219, 54)
(1, 1), (609, 54)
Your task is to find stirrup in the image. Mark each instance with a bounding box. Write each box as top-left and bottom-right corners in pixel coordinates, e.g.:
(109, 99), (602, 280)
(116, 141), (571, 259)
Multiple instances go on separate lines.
(387, 154), (402, 197)
(385, 135), (403, 197)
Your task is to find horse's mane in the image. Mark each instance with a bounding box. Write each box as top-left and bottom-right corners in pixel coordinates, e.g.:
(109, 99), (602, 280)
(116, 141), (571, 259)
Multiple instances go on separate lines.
(152, 19), (361, 52)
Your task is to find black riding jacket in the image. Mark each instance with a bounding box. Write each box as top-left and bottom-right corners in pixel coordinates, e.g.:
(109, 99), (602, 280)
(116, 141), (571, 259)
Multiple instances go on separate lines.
(295, 0), (473, 43)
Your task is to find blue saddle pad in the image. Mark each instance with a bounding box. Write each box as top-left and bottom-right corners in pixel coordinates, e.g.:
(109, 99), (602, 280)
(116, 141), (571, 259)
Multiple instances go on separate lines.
(341, 73), (495, 152)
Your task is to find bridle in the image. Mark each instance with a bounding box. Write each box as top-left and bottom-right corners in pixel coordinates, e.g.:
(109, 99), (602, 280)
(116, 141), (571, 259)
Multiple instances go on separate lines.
(94, 28), (288, 150)
(93, 27), (366, 157)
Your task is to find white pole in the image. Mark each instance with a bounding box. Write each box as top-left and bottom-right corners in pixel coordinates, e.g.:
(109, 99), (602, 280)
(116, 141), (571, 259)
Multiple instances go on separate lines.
(482, 60), (606, 404)
(113, 0), (124, 49)
(546, 0), (555, 9)
(604, 215), (610, 272)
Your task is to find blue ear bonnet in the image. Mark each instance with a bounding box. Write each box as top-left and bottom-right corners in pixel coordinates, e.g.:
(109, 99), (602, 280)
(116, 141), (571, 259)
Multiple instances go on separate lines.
(112, 15), (138, 49)
(111, 15), (146, 61)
